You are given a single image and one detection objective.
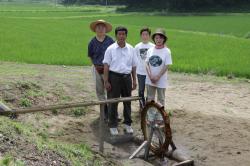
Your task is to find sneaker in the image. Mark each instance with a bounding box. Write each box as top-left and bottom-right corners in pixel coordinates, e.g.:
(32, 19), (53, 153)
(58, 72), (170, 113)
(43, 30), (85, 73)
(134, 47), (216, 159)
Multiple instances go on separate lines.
(124, 124), (133, 134)
(110, 128), (119, 136)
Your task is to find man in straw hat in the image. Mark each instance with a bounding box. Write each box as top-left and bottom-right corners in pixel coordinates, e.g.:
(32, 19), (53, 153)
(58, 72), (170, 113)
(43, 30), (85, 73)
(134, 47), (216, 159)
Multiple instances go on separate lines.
(88, 20), (114, 122)
(145, 28), (172, 123)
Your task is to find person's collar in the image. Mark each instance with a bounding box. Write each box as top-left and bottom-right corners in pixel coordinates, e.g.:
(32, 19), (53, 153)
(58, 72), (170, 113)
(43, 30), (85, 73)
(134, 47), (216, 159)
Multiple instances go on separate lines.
(142, 41), (149, 44)
(155, 45), (165, 49)
(115, 42), (127, 48)
(95, 35), (106, 42)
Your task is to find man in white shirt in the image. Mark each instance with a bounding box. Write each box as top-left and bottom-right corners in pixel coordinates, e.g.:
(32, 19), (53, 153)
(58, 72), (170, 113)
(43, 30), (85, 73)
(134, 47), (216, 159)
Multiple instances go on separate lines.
(135, 27), (154, 110)
(103, 26), (137, 136)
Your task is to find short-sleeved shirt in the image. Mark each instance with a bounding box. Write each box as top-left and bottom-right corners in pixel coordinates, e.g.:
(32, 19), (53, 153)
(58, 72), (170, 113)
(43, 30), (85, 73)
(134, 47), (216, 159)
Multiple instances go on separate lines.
(145, 47), (172, 88)
(88, 36), (114, 65)
(103, 42), (137, 74)
(135, 42), (155, 75)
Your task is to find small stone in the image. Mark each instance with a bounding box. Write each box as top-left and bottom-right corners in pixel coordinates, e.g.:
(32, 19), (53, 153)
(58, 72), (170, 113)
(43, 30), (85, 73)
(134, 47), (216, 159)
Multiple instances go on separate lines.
(237, 151), (241, 154)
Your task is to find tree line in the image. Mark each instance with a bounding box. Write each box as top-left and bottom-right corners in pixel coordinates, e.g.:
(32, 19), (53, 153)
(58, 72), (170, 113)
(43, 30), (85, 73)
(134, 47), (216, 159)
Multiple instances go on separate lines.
(60, 0), (250, 12)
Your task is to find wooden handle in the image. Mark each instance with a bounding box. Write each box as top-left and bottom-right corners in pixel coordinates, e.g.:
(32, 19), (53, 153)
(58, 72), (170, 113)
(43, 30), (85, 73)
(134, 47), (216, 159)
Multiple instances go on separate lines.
(0, 96), (141, 115)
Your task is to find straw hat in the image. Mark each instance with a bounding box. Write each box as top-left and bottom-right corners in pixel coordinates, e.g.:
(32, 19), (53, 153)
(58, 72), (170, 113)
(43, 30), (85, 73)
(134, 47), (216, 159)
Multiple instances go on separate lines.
(90, 20), (112, 33)
(152, 28), (168, 41)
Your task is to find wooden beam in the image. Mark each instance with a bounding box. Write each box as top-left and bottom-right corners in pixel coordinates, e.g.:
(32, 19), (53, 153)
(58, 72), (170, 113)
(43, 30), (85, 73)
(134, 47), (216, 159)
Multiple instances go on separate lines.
(0, 96), (141, 115)
(173, 160), (194, 166)
(99, 104), (105, 153)
(129, 141), (148, 159)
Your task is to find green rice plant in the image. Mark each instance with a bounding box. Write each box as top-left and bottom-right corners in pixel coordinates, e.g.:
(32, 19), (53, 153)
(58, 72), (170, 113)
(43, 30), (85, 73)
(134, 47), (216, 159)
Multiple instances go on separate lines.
(0, 4), (249, 78)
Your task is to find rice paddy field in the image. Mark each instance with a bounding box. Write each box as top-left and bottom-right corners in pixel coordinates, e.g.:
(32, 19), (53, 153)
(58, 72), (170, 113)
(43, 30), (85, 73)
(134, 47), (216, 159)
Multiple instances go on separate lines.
(0, 2), (250, 78)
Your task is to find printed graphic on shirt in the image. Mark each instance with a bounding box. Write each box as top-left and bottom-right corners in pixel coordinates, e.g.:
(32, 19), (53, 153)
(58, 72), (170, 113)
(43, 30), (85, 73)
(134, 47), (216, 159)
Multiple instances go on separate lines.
(139, 48), (148, 60)
(149, 55), (163, 67)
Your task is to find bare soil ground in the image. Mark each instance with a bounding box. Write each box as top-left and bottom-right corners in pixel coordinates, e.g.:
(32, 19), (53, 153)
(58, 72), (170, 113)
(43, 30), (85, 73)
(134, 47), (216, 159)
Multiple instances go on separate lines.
(0, 62), (250, 166)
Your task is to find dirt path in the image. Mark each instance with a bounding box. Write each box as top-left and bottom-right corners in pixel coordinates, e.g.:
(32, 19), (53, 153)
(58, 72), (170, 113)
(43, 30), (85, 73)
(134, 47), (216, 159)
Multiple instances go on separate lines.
(166, 74), (250, 166)
(0, 62), (250, 166)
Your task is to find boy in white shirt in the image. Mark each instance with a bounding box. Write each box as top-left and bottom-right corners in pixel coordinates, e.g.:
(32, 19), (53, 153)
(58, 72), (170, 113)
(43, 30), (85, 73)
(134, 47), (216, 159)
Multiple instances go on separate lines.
(145, 28), (172, 123)
(135, 27), (154, 110)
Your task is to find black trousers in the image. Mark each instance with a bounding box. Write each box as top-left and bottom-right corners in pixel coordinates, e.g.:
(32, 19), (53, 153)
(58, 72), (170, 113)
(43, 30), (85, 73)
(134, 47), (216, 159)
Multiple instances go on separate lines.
(137, 74), (146, 109)
(107, 71), (132, 128)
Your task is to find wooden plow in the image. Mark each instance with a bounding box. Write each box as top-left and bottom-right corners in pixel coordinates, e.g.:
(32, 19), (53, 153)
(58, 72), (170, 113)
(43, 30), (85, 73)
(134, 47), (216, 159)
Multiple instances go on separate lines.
(0, 97), (194, 165)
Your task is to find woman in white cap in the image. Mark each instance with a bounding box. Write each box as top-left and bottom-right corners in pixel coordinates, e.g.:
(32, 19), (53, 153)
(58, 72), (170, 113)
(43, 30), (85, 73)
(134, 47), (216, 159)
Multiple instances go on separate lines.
(88, 20), (114, 122)
(145, 28), (173, 123)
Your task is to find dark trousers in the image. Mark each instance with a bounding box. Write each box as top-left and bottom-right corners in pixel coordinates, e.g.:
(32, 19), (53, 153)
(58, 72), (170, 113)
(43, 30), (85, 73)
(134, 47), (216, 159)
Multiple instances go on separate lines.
(107, 71), (132, 128)
(104, 104), (108, 121)
(137, 74), (146, 109)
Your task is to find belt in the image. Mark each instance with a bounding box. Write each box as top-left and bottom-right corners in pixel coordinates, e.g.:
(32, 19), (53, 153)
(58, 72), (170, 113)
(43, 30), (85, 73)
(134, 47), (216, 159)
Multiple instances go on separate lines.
(109, 71), (130, 77)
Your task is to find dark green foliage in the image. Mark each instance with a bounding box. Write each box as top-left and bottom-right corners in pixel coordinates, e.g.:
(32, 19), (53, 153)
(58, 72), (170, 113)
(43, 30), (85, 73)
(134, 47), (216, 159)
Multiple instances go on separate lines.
(59, 0), (250, 12)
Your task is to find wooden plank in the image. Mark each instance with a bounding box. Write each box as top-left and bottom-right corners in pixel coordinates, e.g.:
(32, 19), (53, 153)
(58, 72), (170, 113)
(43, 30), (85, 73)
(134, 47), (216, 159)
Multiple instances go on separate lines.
(99, 104), (105, 153)
(0, 96), (141, 115)
(173, 160), (194, 166)
(129, 141), (148, 159)
(144, 125), (154, 160)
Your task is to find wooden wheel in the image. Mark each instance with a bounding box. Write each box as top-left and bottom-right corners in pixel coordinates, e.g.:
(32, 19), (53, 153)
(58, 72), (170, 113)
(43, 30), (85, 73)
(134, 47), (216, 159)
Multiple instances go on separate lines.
(141, 100), (172, 157)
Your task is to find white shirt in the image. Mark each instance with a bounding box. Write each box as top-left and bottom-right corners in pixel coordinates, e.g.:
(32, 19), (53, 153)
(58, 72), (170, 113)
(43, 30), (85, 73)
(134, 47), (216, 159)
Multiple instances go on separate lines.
(145, 47), (172, 88)
(103, 42), (137, 74)
(135, 42), (155, 75)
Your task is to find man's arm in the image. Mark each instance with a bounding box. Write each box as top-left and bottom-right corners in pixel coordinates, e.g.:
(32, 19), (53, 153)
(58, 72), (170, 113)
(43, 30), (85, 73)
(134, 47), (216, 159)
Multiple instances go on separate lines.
(103, 63), (111, 91)
(103, 47), (112, 91)
(131, 66), (137, 90)
(131, 48), (138, 90)
(88, 41), (94, 64)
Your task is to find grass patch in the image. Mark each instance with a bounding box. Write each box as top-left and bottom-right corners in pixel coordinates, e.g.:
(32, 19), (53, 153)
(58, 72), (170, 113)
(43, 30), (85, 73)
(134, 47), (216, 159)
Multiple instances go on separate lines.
(0, 155), (25, 166)
(0, 4), (249, 78)
(51, 109), (59, 115)
(26, 89), (45, 98)
(72, 108), (87, 117)
(19, 98), (32, 107)
(0, 116), (105, 165)
(244, 32), (250, 39)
